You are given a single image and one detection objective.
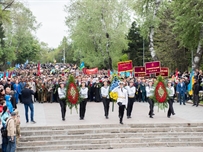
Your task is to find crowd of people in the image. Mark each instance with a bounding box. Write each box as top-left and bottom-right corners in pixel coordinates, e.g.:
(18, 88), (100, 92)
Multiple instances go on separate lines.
(0, 63), (202, 152)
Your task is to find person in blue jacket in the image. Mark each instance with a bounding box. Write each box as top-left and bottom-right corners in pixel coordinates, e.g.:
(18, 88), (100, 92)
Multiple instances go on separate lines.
(13, 79), (21, 104)
(176, 78), (187, 105)
(1, 106), (10, 152)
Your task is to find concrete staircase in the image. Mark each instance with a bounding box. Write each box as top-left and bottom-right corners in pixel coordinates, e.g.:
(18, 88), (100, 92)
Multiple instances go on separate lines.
(17, 123), (203, 152)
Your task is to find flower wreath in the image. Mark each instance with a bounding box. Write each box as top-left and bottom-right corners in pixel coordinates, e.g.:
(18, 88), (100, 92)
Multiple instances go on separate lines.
(66, 75), (81, 113)
(150, 76), (169, 110)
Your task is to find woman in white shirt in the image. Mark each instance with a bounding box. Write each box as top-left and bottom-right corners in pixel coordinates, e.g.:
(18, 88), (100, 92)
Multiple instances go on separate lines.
(112, 81), (128, 124)
(79, 81), (88, 120)
(146, 80), (155, 118)
(167, 81), (175, 118)
(125, 79), (136, 119)
(101, 79), (110, 119)
(58, 82), (66, 121)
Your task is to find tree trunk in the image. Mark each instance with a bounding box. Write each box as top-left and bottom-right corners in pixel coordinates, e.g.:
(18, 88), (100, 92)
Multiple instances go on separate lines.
(192, 25), (203, 70)
(149, 0), (161, 61)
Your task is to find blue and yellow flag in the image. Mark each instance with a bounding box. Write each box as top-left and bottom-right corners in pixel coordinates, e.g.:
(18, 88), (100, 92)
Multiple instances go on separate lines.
(188, 71), (195, 95)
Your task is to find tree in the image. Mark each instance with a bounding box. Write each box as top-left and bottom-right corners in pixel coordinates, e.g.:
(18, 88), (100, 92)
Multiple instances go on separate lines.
(172, 0), (203, 70)
(152, 5), (191, 72)
(1, 1), (41, 67)
(133, 0), (164, 61)
(124, 21), (151, 66)
(65, 0), (131, 70)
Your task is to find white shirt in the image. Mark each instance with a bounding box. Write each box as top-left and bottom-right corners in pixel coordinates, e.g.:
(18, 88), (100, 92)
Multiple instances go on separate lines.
(167, 86), (175, 97)
(125, 86), (136, 97)
(101, 86), (109, 98)
(112, 87), (128, 106)
(80, 87), (88, 99)
(28, 81), (36, 92)
(58, 87), (66, 99)
(146, 85), (154, 97)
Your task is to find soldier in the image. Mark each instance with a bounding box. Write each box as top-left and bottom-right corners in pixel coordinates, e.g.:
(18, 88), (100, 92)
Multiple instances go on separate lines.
(47, 78), (54, 103)
(36, 79), (44, 103)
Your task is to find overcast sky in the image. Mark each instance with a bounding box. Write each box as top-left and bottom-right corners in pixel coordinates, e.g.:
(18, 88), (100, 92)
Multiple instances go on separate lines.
(18, 0), (70, 48)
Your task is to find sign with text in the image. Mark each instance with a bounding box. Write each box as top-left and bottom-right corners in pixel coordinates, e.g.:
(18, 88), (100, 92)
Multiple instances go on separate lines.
(156, 67), (169, 77)
(145, 61), (161, 74)
(85, 68), (98, 75)
(134, 66), (150, 77)
(117, 60), (133, 72)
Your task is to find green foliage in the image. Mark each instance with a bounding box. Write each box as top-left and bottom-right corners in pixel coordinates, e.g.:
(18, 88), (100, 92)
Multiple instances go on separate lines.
(124, 21), (151, 66)
(171, 0), (203, 50)
(0, 1), (42, 69)
(120, 54), (129, 62)
(65, 0), (131, 70)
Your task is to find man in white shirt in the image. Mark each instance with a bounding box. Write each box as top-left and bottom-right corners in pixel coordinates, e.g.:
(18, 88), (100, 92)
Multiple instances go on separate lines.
(112, 81), (128, 124)
(125, 79), (136, 119)
(101, 79), (110, 119)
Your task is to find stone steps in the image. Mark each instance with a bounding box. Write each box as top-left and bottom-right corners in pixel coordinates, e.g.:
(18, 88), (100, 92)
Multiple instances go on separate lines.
(17, 142), (203, 152)
(20, 132), (203, 142)
(17, 123), (203, 152)
(18, 137), (203, 146)
(20, 127), (203, 136)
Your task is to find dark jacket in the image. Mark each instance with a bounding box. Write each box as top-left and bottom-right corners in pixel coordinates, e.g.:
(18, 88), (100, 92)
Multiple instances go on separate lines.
(21, 88), (35, 104)
(193, 82), (200, 95)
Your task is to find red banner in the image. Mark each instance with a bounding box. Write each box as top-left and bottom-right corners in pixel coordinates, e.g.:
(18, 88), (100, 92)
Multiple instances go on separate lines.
(145, 61), (161, 74)
(134, 66), (150, 77)
(156, 67), (169, 77)
(85, 68), (98, 75)
(117, 60), (133, 72)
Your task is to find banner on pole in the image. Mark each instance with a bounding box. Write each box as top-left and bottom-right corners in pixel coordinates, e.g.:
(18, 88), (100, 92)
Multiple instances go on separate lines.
(117, 60), (133, 72)
(134, 66), (150, 77)
(85, 68), (98, 75)
(156, 67), (169, 77)
(145, 61), (161, 74)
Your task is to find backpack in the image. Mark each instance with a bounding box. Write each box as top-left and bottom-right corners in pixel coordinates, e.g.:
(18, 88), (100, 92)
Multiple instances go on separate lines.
(1, 118), (11, 137)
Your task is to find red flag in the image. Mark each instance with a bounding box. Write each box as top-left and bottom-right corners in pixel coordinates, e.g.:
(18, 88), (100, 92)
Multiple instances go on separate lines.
(3, 72), (6, 78)
(37, 62), (41, 76)
(175, 68), (178, 78)
(107, 70), (110, 77)
(8, 71), (12, 78)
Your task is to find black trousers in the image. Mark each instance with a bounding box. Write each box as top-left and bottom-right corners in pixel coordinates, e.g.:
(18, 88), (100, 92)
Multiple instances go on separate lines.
(80, 98), (88, 118)
(127, 97), (135, 117)
(148, 98), (154, 117)
(102, 97), (110, 117)
(59, 98), (66, 119)
(118, 104), (125, 123)
(193, 94), (199, 106)
(168, 98), (175, 117)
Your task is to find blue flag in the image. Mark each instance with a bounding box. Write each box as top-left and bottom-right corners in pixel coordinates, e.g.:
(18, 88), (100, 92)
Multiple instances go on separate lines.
(79, 62), (85, 70)
(188, 70), (194, 95)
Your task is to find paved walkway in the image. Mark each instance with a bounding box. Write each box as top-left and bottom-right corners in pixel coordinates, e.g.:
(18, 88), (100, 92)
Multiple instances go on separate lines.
(17, 101), (203, 127)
